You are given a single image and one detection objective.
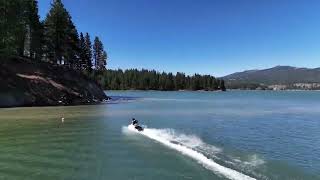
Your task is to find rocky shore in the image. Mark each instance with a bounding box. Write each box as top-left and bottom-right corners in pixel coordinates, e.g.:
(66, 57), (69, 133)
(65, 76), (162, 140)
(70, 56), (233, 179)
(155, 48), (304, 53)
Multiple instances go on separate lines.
(0, 56), (109, 108)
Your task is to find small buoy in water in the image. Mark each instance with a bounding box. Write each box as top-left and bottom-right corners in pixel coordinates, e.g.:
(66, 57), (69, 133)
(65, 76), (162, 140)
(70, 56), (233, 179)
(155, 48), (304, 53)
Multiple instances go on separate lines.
(61, 117), (64, 123)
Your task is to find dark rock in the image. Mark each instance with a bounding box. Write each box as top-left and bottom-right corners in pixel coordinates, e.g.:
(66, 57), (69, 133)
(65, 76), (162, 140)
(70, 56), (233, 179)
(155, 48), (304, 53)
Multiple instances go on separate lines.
(0, 56), (108, 108)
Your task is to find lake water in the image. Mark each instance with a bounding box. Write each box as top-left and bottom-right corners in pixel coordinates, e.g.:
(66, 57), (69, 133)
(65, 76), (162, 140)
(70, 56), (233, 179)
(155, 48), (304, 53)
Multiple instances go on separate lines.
(0, 90), (319, 180)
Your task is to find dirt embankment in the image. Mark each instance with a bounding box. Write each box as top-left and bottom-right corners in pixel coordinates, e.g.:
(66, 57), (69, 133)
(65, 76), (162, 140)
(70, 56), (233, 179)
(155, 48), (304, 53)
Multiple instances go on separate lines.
(0, 56), (108, 108)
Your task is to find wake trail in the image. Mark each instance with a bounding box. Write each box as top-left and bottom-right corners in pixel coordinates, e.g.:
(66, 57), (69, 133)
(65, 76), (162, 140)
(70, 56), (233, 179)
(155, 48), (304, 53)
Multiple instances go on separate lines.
(124, 125), (256, 180)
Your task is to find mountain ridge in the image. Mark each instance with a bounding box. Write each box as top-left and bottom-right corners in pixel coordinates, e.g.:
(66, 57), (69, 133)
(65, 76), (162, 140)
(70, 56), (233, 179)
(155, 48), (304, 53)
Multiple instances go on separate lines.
(223, 65), (320, 89)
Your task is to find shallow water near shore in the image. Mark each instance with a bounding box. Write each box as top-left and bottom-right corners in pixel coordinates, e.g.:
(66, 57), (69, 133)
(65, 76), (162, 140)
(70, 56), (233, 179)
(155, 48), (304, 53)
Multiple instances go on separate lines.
(0, 90), (319, 180)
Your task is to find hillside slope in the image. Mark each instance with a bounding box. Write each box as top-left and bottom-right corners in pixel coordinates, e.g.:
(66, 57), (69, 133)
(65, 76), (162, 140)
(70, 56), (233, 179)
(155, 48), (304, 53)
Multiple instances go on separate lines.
(0, 57), (108, 108)
(224, 66), (320, 85)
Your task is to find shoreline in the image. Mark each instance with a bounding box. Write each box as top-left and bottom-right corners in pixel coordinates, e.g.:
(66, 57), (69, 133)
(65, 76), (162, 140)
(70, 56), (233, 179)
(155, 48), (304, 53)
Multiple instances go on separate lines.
(2, 89), (320, 109)
(0, 97), (111, 109)
(226, 89), (320, 91)
(104, 89), (320, 92)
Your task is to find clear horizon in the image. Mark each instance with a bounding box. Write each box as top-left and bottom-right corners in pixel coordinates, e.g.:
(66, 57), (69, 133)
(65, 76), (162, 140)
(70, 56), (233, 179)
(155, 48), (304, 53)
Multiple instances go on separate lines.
(38, 0), (320, 77)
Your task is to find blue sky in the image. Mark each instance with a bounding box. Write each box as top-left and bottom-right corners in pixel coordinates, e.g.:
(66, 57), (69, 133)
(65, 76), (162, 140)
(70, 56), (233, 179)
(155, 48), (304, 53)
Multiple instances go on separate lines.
(38, 0), (320, 76)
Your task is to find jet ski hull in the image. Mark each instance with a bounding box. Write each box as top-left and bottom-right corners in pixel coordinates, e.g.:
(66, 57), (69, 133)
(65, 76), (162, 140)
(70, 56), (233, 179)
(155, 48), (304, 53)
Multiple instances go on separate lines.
(135, 125), (144, 131)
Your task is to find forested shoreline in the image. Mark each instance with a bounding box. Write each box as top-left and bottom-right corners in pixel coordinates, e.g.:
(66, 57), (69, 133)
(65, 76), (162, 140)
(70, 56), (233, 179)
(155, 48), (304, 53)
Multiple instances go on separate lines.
(1, 0), (226, 94)
(1, 0), (107, 71)
(92, 69), (226, 91)
(0, 0), (110, 107)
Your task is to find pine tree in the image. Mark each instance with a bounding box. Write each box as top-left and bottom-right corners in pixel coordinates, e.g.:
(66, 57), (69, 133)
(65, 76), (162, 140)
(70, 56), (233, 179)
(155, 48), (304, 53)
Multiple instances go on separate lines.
(93, 36), (105, 70)
(13, 0), (28, 56)
(79, 32), (86, 69)
(0, 0), (21, 55)
(27, 0), (43, 59)
(220, 79), (226, 91)
(84, 33), (92, 71)
(165, 73), (175, 90)
(43, 0), (79, 65)
(175, 72), (186, 90)
(66, 20), (80, 67)
(0, 0), (42, 58)
(101, 50), (107, 70)
(93, 37), (100, 68)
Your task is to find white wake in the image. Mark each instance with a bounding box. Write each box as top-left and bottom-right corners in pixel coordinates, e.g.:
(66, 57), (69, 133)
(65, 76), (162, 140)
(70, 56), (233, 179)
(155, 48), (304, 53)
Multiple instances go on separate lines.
(124, 125), (256, 180)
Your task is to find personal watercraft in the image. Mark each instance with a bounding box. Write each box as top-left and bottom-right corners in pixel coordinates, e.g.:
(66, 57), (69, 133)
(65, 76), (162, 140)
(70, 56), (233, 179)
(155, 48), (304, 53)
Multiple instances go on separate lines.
(131, 118), (144, 131)
(134, 125), (144, 131)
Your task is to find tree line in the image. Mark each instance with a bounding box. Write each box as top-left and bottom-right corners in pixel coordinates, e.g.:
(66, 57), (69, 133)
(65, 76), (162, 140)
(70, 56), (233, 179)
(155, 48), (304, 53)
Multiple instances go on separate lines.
(1, 0), (107, 71)
(92, 69), (226, 91)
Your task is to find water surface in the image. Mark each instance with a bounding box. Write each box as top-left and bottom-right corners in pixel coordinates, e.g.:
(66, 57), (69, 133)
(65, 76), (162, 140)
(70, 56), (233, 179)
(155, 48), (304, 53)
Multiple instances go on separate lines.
(0, 90), (319, 180)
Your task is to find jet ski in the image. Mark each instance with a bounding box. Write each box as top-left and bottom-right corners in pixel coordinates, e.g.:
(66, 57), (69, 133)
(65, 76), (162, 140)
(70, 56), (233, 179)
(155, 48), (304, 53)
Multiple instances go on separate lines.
(131, 118), (144, 131)
(135, 125), (144, 131)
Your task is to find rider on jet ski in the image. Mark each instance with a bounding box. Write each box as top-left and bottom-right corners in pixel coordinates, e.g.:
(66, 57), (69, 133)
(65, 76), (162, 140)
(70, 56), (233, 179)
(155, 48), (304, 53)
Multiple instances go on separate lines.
(132, 118), (138, 126)
(132, 118), (143, 131)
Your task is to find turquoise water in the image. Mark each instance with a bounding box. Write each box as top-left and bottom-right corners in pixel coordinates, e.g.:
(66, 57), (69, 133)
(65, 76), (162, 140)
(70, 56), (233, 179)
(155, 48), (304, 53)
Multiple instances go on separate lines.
(0, 90), (319, 179)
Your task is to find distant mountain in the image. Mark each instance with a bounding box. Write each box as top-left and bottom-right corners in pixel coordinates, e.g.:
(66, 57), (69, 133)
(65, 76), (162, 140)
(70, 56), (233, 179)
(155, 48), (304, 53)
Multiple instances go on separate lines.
(223, 66), (320, 89)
